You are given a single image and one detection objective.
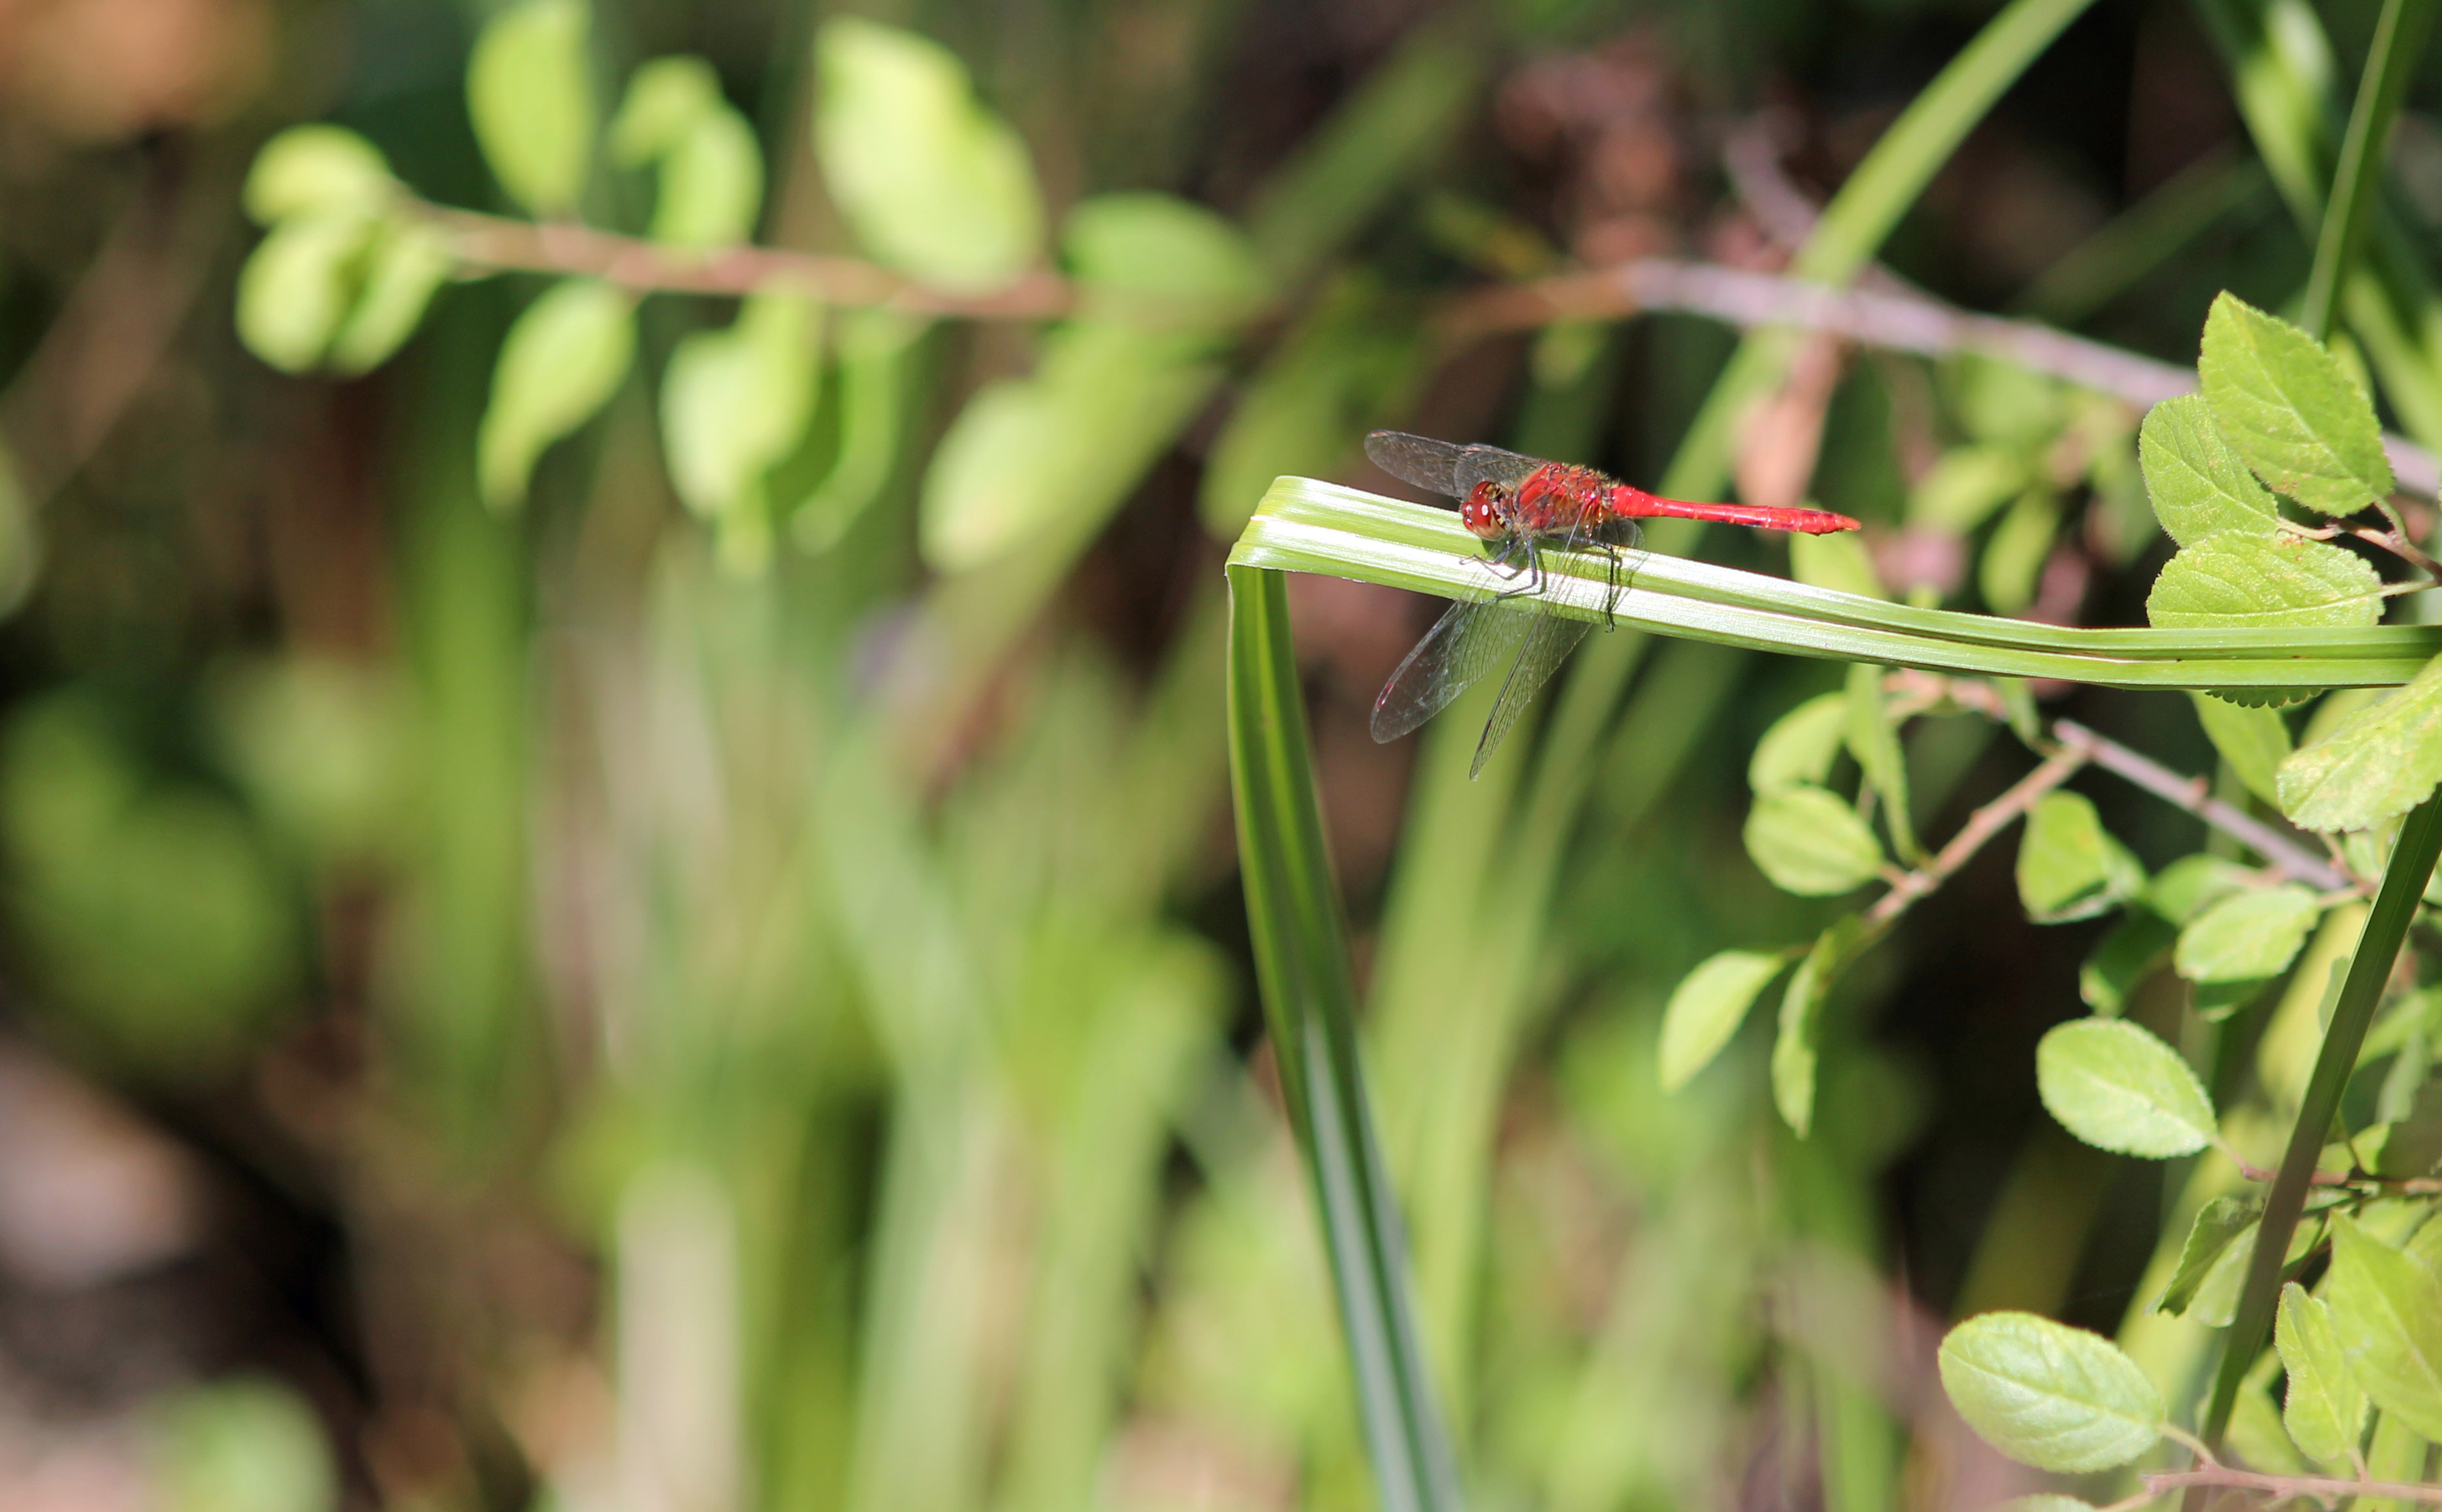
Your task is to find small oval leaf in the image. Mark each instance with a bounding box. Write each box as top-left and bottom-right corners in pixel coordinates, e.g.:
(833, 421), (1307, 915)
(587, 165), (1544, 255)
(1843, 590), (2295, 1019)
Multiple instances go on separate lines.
(2036, 1018), (2216, 1158)
(1659, 949), (1788, 1092)
(477, 280), (636, 510)
(2138, 393), (2280, 545)
(2174, 884), (2322, 983)
(2017, 791), (2144, 924)
(1937, 1311), (2164, 1473)
(235, 215), (379, 374)
(1743, 784), (1886, 897)
(468, 0), (598, 217)
(244, 126), (397, 225)
(1748, 692), (1850, 793)
(1772, 916), (1862, 1137)
(2190, 692), (2291, 808)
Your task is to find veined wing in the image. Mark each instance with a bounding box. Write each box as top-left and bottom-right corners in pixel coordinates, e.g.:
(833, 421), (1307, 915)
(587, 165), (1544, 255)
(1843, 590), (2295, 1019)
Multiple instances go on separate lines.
(1371, 596), (1536, 744)
(1470, 608), (1590, 778)
(1364, 431), (1546, 500)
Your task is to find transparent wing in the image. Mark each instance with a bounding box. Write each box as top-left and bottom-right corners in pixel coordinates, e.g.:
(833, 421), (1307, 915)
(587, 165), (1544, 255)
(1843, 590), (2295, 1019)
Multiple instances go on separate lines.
(1371, 597), (1536, 745)
(1453, 443), (1543, 496)
(1469, 609), (1591, 777)
(1364, 431), (1468, 496)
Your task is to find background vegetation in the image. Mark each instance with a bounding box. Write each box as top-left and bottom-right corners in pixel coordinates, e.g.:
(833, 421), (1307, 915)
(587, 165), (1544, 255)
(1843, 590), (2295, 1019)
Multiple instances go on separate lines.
(5, 0), (2442, 1508)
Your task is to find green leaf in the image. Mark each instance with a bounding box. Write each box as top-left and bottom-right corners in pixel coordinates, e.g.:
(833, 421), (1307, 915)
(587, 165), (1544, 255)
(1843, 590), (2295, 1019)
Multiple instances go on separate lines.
(2145, 853), (2254, 924)
(2174, 883), (2323, 983)
(468, 0), (596, 217)
(1936, 1311), (2164, 1473)
(234, 214), (380, 374)
(2138, 393), (2281, 545)
(2277, 651), (2442, 831)
(609, 56), (722, 162)
(2198, 291), (2392, 515)
(2036, 1017), (2217, 1157)
(2275, 1280), (2366, 1464)
(1979, 487), (2061, 615)
(1748, 692), (1850, 792)
(1845, 660), (1916, 859)
(2079, 907), (2176, 1014)
(1788, 531), (1886, 599)
(1658, 949), (1788, 1092)
(2324, 1214), (2442, 1442)
(1772, 915), (1862, 1136)
(659, 289), (822, 564)
(476, 280), (635, 510)
(2190, 691), (2292, 807)
(789, 309), (923, 552)
(2016, 791), (2144, 924)
(2155, 1193), (2263, 1316)
(328, 221), (453, 374)
(1907, 445), (2029, 533)
(609, 59), (762, 249)
(1743, 784), (1886, 896)
(2145, 534), (2385, 630)
(1064, 194), (1268, 329)
(243, 126), (396, 225)
(815, 18), (1043, 291)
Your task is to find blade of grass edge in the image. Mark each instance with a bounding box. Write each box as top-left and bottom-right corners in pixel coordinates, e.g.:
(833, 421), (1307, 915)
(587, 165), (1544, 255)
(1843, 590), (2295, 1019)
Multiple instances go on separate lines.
(1226, 564), (1464, 1512)
(2300, 0), (2439, 340)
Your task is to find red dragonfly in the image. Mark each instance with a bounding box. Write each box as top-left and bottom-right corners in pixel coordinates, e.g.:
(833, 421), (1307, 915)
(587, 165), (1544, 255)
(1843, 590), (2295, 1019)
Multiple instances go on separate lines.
(1364, 430), (1861, 776)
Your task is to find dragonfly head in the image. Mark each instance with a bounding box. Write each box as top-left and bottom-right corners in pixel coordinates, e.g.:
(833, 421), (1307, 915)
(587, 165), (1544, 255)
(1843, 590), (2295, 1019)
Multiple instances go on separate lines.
(1458, 481), (1511, 539)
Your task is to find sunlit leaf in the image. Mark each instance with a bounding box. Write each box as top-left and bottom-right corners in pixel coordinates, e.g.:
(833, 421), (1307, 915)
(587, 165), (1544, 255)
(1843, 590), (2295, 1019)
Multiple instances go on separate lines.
(2190, 692), (2292, 807)
(1788, 530), (1885, 599)
(2016, 792), (2144, 924)
(235, 214), (379, 374)
(816, 18), (1043, 290)
(1936, 1311), (2163, 1473)
(660, 289), (822, 559)
(1065, 193), (1267, 329)
(2198, 292), (2392, 515)
(2145, 534), (2385, 630)
(1659, 949), (1788, 1092)
(468, 0), (597, 217)
(2174, 884), (2322, 982)
(2324, 1215), (2442, 1442)
(329, 221), (453, 374)
(1748, 692), (1849, 792)
(609, 56), (722, 162)
(789, 309), (924, 551)
(2035, 1018), (2216, 1158)
(1907, 445), (2028, 533)
(1743, 783), (1886, 896)
(2153, 1193), (2260, 1316)
(2138, 393), (2280, 545)
(1772, 914), (1862, 1137)
(1845, 660), (1915, 858)
(2144, 853), (2255, 924)
(2277, 651), (2442, 831)
(2276, 1280), (2366, 1464)
(477, 279), (635, 510)
(243, 125), (396, 225)
(1979, 487), (2060, 615)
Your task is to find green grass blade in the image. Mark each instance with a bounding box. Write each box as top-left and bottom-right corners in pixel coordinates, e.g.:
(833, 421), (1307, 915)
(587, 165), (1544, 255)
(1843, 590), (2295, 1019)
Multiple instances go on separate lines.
(2301, 0), (2439, 339)
(1225, 563), (1463, 1512)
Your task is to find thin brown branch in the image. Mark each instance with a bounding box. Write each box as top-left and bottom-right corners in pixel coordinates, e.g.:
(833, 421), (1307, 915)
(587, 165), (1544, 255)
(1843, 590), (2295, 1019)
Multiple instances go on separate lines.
(2145, 1465), (2442, 1505)
(1866, 745), (2089, 927)
(2051, 719), (2351, 891)
(2223, 1148), (2442, 1193)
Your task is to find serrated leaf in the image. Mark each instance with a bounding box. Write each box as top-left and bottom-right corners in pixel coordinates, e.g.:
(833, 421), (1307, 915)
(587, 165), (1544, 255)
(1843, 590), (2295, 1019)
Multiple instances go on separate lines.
(2036, 1018), (2216, 1157)
(2325, 1215), (2442, 1442)
(2198, 293), (2392, 515)
(2138, 393), (2280, 545)
(816, 18), (1042, 291)
(2183, 1216), (2259, 1325)
(1936, 1311), (2163, 1473)
(1065, 193), (1268, 330)
(235, 214), (381, 374)
(1658, 949), (1788, 1092)
(2174, 884), (2322, 983)
(1772, 916), (1861, 1136)
(1748, 692), (1849, 792)
(2155, 1193), (2262, 1316)
(2190, 692), (2291, 807)
(2080, 907), (2176, 1014)
(2144, 854), (2254, 924)
(2145, 534), (2385, 630)
(329, 221), (453, 374)
(1908, 445), (2029, 532)
(2017, 791), (2144, 924)
(2275, 1281), (2366, 1464)
(477, 280), (635, 510)
(1979, 487), (2060, 615)
(2276, 652), (2442, 832)
(244, 126), (396, 225)
(1743, 784), (1886, 896)
(468, 0), (596, 217)
(1845, 661), (1916, 859)
(660, 290), (822, 552)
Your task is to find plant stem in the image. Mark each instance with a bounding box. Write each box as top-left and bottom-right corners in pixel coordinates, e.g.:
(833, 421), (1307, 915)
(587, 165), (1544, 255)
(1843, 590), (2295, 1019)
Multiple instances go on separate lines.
(2149, 1465), (2442, 1505)
(1866, 745), (2087, 925)
(2300, 0), (2439, 340)
(2200, 789), (2442, 1453)
(2049, 720), (2349, 890)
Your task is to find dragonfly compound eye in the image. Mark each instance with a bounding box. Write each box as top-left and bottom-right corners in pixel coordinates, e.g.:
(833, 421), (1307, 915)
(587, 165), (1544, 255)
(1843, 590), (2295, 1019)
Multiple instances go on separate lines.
(1459, 483), (1507, 538)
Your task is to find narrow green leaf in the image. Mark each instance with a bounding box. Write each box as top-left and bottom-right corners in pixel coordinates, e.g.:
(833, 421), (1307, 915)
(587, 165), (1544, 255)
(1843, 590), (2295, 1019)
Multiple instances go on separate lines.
(2324, 1214), (2442, 1442)
(1936, 1311), (2164, 1472)
(476, 279), (635, 510)
(2275, 1280), (2367, 1464)
(1748, 692), (1850, 792)
(660, 289), (822, 558)
(1907, 444), (2029, 533)
(234, 215), (379, 374)
(1844, 660), (1917, 859)
(2155, 1193), (2264, 1315)
(2174, 884), (2323, 982)
(1658, 949), (1788, 1092)
(815, 18), (1044, 291)
(2139, 393), (2281, 545)
(2277, 651), (2442, 831)
(2079, 907), (2176, 1014)
(1743, 784), (1886, 896)
(2036, 1018), (2217, 1157)
(2190, 692), (2292, 807)
(328, 221), (453, 374)
(243, 126), (396, 225)
(2145, 534), (2385, 630)
(1979, 487), (2061, 615)
(468, 0), (596, 217)
(2197, 292), (2393, 514)
(2017, 792), (2145, 924)
(1772, 915), (1863, 1137)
